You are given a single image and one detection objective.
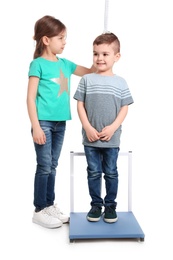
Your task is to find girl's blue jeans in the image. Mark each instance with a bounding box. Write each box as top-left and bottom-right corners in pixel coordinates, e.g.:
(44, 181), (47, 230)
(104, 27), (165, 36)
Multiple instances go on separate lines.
(84, 146), (119, 208)
(32, 120), (66, 211)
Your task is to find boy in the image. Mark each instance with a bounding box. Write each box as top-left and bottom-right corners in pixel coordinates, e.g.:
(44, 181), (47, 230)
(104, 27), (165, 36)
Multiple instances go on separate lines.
(73, 33), (134, 223)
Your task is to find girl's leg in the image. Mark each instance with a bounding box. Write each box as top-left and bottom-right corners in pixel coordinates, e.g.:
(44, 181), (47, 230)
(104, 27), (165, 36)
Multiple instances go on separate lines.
(47, 121), (66, 206)
(33, 121), (66, 210)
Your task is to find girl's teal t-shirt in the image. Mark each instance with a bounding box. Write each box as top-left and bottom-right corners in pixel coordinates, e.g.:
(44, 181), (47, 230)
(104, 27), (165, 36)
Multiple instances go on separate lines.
(28, 57), (77, 121)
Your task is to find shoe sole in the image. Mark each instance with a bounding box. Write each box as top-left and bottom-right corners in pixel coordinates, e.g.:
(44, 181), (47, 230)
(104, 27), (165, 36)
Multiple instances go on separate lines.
(103, 216), (118, 223)
(87, 216), (101, 222)
(58, 217), (70, 224)
(32, 218), (62, 228)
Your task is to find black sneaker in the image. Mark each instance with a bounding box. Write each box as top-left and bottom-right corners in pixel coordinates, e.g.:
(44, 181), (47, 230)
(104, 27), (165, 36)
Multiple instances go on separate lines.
(104, 205), (118, 223)
(87, 206), (102, 222)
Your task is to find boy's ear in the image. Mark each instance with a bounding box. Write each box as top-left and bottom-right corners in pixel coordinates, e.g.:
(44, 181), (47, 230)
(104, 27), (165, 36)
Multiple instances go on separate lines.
(115, 52), (121, 61)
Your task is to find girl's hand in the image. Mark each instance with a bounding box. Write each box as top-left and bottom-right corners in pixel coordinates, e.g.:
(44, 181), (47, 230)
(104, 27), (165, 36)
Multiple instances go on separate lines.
(32, 127), (46, 145)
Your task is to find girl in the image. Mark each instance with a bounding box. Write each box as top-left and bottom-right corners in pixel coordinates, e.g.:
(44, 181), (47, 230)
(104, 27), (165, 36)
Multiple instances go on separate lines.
(27, 15), (94, 229)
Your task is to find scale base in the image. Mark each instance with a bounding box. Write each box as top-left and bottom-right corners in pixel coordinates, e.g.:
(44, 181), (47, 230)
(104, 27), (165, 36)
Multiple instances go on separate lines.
(69, 211), (145, 242)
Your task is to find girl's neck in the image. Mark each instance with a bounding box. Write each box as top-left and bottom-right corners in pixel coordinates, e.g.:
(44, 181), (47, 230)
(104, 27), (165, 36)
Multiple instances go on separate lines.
(41, 52), (58, 61)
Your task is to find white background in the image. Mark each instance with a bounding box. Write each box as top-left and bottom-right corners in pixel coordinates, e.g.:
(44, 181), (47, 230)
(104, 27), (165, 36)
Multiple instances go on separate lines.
(0, 0), (173, 259)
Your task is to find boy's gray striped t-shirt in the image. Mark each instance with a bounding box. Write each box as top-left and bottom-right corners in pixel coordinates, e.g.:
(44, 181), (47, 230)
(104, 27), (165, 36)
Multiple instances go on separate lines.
(73, 73), (134, 148)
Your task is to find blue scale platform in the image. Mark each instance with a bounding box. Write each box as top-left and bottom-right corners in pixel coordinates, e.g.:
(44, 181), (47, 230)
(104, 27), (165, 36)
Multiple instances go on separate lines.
(69, 211), (145, 242)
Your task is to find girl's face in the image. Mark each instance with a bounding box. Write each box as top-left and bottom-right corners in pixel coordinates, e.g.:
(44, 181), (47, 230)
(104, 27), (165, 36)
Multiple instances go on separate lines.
(93, 43), (120, 75)
(47, 30), (67, 55)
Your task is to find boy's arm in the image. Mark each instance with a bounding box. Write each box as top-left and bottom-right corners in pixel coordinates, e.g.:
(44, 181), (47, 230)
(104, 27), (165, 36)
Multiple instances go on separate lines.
(77, 101), (100, 142)
(111, 105), (128, 131)
(99, 105), (128, 141)
(26, 76), (46, 145)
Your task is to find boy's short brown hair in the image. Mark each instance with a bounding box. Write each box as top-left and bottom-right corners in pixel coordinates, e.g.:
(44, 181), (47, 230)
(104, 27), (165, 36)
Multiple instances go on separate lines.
(93, 33), (120, 53)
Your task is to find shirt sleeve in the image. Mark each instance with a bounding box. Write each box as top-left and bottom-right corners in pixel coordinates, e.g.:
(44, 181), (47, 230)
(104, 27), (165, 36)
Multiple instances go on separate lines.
(28, 59), (41, 78)
(62, 58), (77, 75)
(73, 77), (86, 102)
(120, 78), (134, 106)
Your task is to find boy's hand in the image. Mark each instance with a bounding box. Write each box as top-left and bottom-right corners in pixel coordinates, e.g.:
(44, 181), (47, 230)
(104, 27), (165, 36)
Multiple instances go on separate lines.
(85, 126), (100, 142)
(99, 125), (115, 141)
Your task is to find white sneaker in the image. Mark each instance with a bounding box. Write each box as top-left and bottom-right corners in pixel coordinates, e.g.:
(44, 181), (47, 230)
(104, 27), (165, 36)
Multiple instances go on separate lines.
(32, 208), (62, 228)
(46, 204), (70, 223)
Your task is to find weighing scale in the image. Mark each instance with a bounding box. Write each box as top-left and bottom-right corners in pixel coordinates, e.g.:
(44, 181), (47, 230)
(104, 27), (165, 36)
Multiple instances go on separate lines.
(69, 151), (145, 242)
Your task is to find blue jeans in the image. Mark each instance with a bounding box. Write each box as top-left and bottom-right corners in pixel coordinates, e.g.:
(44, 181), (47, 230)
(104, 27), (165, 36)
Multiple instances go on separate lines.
(84, 146), (119, 208)
(32, 121), (66, 211)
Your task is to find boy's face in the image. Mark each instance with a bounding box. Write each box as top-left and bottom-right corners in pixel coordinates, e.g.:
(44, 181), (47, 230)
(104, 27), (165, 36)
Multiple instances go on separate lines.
(93, 43), (120, 74)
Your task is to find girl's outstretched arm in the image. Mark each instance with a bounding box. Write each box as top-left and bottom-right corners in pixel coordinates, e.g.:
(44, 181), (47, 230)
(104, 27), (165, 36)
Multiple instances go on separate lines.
(73, 64), (95, 77)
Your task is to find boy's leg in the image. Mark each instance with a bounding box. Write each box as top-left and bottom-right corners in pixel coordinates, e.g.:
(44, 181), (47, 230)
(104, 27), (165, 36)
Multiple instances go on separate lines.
(84, 146), (103, 221)
(102, 147), (119, 223)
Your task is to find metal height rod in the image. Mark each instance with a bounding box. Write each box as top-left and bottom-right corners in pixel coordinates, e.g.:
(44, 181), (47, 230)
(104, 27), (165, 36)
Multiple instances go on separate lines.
(128, 151), (133, 211)
(70, 151), (74, 212)
(103, 0), (110, 33)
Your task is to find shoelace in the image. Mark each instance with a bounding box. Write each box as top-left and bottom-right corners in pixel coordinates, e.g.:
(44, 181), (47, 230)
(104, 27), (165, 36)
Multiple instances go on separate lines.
(104, 206), (115, 213)
(90, 206), (101, 213)
(42, 208), (53, 217)
(47, 204), (63, 215)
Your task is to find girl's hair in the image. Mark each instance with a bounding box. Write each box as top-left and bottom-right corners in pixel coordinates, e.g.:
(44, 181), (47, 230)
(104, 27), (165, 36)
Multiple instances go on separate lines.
(33, 15), (66, 59)
(93, 32), (120, 53)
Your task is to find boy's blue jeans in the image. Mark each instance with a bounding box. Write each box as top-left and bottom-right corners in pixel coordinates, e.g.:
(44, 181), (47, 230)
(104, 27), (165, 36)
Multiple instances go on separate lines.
(84, 146), (119, 208)
(32, 120), (66, 211)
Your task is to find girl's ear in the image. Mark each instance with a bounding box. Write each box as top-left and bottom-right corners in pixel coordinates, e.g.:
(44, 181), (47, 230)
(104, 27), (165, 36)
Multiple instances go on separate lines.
(42, 36), (50, 46)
